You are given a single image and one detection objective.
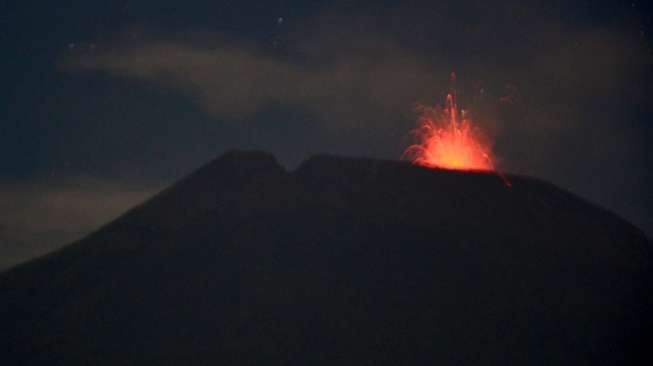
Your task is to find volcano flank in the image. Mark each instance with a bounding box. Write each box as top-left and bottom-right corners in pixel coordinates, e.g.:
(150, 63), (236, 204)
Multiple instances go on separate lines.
(1, 151), (651, 365)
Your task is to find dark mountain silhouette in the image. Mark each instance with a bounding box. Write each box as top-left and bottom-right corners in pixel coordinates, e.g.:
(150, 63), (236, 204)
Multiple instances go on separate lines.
(1, 151), (651, 365)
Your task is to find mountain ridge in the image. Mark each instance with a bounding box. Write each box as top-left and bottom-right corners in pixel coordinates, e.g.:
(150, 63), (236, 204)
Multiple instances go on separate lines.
(1, 150), (650, 365)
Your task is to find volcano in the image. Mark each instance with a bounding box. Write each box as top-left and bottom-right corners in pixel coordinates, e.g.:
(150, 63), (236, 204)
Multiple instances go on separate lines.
(1, 151), (651, 365)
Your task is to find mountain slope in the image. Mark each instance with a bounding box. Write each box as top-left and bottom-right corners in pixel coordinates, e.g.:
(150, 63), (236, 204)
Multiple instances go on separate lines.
(1, 151), (651, 365)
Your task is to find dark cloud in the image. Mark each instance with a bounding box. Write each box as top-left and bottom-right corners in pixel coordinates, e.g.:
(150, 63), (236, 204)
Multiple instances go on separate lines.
(63, 30), (439, 133)
(62, 14), (651, 131)
(0, 178), (158, 270)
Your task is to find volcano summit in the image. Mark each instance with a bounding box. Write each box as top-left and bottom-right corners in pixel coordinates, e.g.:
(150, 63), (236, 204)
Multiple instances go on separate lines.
(1, 151), (651, 365)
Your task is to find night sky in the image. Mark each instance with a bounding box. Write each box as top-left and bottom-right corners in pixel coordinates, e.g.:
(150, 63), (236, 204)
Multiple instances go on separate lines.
(2, 0), (652, 270)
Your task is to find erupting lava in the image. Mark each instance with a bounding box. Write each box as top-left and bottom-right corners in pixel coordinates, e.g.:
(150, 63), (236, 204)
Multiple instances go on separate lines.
(403, 77), (495, 171)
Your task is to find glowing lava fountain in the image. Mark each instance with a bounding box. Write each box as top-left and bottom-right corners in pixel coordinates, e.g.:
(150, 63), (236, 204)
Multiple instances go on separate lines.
(403, 86), (495, 171)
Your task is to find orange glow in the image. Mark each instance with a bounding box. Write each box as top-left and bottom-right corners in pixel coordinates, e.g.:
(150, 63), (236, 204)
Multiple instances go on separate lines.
(403, 83), (495, 171)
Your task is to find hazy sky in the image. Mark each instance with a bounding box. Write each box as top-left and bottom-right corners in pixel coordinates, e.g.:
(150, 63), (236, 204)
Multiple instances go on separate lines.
(2, 0), (652, 270)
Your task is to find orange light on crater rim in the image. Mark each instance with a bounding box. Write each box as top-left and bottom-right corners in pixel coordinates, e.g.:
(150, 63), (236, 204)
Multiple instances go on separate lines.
(403, 76), (495, 171)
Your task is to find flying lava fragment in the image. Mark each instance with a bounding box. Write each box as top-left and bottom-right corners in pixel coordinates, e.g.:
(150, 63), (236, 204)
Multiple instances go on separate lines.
(403, 74), (495, 171)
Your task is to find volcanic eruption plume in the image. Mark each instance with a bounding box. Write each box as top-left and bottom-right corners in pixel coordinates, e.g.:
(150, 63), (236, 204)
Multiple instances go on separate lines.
(403, 74), (495, 171)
